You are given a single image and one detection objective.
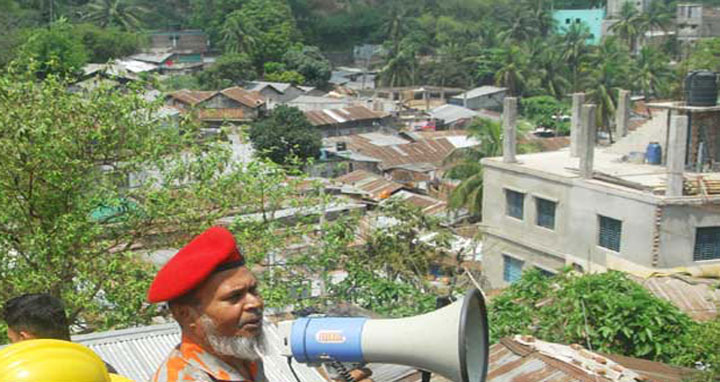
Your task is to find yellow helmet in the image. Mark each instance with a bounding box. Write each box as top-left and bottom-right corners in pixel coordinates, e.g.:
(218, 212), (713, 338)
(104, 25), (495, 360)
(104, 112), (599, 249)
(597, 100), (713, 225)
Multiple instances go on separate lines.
(110, 374), (135, 382)
(0, 339), (114, 382)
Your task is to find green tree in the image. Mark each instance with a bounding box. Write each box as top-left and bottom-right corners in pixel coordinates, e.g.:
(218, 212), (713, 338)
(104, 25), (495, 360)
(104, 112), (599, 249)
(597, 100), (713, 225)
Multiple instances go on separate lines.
(249, 105), (321, 165)
(609, 1), (643, 52)
(490, 270), (695, 363)
(74, 23), (143, 63)
(686, 38), (720, 73)
(282, 45), (332, 87)
(444, 118), (503, 218)
(522, 95), (570, 134)
(0, 69), (248, 335)
(222, 0), (300, 68)
(634, 46), (673, 101)
(494, 45), (529, 96)
(582, 37), (632, 135)
(197, 52), (257, 89)
(561, 22), (591, 92)
(83, 0), (148, 31)
(16, 19), (89, 79)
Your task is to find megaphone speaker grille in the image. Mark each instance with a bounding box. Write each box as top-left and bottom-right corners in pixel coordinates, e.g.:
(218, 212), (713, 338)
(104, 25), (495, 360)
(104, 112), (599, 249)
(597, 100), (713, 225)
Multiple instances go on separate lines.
(459, 288), (489, 382)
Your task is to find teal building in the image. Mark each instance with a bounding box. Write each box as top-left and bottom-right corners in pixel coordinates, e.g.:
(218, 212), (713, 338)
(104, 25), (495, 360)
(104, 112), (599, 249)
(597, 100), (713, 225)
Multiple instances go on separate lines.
(553, 8), (606, 45)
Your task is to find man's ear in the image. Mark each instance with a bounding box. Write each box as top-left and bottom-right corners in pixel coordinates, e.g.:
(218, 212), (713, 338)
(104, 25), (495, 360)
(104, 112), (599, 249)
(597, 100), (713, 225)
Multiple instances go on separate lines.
(169, 303), (199, 328)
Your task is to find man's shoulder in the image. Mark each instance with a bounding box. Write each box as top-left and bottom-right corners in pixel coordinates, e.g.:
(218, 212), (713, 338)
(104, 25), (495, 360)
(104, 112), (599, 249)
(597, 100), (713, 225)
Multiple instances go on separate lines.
(151, 346), (215, 382)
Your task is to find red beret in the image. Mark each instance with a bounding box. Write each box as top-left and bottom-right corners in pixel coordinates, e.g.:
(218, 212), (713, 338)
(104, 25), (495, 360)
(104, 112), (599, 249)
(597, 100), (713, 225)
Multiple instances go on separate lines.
(147, 226), (244, 303)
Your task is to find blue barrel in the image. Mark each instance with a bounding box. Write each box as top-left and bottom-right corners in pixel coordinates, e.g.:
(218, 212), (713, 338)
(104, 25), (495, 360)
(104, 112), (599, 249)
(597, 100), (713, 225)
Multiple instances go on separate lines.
(646, 142), (662, 165)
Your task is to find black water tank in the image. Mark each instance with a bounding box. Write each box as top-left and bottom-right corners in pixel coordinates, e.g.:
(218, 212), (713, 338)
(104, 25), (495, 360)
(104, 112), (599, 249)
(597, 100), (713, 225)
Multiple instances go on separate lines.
(685, 70), (718, 106)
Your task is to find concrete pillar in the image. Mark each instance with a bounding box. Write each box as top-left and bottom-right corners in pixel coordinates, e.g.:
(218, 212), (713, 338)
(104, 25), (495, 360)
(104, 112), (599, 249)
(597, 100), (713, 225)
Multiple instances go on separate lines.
(666, 115), (689, 197)
(616, 89), (630, 139)
(580, 104), (597, 179)
(570, 93), (585, 157)
(503, 97), (518, 164)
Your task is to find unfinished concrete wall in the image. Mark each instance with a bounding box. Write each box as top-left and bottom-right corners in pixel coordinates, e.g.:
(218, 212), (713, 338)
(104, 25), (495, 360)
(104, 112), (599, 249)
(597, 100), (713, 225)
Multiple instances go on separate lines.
(659, 204), (720, 267)
(481, 162), (660, 289)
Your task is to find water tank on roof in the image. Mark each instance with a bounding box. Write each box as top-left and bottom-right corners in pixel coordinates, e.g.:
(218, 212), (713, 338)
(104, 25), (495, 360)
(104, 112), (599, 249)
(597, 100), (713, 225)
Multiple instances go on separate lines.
(685, 70), (718, 106)
(645, 142), (662, 165)
(336, 142), (347, 151)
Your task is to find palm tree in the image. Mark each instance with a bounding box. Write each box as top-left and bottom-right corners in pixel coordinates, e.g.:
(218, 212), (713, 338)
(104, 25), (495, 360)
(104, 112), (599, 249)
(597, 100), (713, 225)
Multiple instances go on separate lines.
(582, 37), (632, 137)
(83, 0), (147, 31)
(494, 45), (529, 96)
(638, 1), (672, 45)
(562, 22), (591, 92)
(634, 46), (673, 101)
(532, 38), (571, 99)
(609, 1), (643, 53)
(444, 118), (503, 219)
(220, 11), (257, 54)
(378, 48), (416, 87)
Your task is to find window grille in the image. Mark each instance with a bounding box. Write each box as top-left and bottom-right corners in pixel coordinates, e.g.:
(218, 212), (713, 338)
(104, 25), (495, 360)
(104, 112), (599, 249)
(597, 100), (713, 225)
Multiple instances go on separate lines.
(536, 198), (556, 229)
(598, 215), (622, 252)
(503, 255), (524, 283)
(694, 227), (720, 261)
(506, 190), (524, 220)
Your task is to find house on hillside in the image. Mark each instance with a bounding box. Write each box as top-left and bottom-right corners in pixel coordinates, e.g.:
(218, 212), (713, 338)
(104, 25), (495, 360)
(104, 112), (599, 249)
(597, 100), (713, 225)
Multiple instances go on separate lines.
(167, 87), (266, 127)
(449, 86), (507, 111)
(246, 81), (318, 108)
(553, 8), (605, 45)
(304, 106), (390, 137)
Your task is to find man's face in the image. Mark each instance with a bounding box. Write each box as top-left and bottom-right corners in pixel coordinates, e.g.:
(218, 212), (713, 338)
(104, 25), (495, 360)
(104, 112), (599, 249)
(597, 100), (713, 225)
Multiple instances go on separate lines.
(193, 266), (264, 341)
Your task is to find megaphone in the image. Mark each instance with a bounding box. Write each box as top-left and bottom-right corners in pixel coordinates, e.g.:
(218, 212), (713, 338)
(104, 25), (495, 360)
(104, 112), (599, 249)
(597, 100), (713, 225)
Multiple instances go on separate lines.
(278, 288), (489, 382)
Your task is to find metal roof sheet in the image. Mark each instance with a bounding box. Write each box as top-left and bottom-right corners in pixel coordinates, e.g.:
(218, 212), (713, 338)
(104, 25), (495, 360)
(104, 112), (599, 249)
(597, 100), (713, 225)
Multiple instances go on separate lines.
(169, 89), (216, 106)
(640, 275), (720, 321)
(305, 106), (388, 127)
(73, 320), (326, 382)
(452, 86), (507, 100)
(220, 87), (265, 108)
(335, 170), (403, 200)
(489, 337), (694, 382)
(429, 104), (479, 125)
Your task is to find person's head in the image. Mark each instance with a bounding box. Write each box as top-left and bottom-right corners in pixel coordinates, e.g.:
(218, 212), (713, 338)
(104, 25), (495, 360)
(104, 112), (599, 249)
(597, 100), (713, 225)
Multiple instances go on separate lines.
(148, 226), (266, 360)
(3, 293), (70, 343)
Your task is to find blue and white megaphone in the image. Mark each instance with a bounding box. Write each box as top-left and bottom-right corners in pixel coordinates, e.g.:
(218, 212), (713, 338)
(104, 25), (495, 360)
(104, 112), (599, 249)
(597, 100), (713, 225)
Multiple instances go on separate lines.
(278, 289), (489, 382)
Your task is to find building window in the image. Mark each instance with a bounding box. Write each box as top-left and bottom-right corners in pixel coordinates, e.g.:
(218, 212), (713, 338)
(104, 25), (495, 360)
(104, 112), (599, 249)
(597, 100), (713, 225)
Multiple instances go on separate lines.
(598, 215), (622, 252)
(575, 18), (581, 23)
(565, 18), (571, 24)
(536, 198), (556, 230)
(694, 227), (720, 261)
(503, 255), (524, 283)
(535, 266), (555, 278)
(506, 189), (525, 220)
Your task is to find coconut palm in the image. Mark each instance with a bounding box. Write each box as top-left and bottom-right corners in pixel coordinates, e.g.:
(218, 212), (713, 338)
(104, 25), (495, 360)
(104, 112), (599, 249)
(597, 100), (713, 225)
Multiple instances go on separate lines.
(562, 22), (592, 92)
(634, 46), (673, 101)
(532, 38), (571, 99)
(220, 11), (257, 54)
(83, 0), (147, 31)
(638, 1), (673, 45)
(609, 1), (643, 53)
(378, 48), (416, 87)
(494, 45), (529, 96)
(444, 118), (503, 218)
(582, 37), (632, 137)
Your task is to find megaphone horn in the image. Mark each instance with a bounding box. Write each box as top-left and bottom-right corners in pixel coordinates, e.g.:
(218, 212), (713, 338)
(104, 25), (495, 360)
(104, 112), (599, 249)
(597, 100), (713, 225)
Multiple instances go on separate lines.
(278, 288), (489, 382)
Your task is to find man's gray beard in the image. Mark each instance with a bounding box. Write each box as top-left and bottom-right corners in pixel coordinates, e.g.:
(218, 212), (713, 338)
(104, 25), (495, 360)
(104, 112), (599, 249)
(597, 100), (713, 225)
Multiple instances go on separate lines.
(198, 314), (268, 361)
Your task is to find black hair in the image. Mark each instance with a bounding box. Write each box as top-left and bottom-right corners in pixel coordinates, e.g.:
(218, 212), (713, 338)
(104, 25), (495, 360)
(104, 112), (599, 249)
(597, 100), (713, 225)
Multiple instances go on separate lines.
(2, 293), (70, 340)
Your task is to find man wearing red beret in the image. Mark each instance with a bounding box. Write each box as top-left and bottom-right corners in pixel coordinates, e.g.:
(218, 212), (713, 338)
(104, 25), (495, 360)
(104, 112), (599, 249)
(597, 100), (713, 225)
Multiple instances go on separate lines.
(148, 226), (267, 382)
(149, 226), (373, 382)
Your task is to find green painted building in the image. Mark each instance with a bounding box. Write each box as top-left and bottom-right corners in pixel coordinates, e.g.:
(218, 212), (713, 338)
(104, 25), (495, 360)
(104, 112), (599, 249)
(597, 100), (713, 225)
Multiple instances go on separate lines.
(553, 8), (606, 45)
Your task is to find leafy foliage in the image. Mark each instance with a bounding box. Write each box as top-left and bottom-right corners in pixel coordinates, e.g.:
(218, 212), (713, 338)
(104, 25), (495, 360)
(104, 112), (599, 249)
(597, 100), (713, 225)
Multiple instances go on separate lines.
(74, 23), (143, 63)
(16, 19), (89, 79)
(521, 96), (570, 134)
(490, 270), (695, 363)
(248, 105), (321, 165)
(281, 45), (332, 87)
(197, 53), (257, 89)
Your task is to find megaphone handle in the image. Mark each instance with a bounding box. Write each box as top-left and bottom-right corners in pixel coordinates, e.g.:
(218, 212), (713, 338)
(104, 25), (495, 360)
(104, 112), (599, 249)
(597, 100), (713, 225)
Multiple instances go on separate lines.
(328, 358), (356, 382)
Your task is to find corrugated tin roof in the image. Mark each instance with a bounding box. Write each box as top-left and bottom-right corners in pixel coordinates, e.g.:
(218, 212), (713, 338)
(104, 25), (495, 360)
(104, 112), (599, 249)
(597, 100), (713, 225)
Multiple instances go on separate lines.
(305, 106), (388, 127)
(73, 320), (327, 382)
(169, 89), (216, 106)
(640, 275), (720, 321)
(130, 52), (175, 64)
(489, 336), (695, 382)
(335, 170), (404, 200)
(221, 87), (265, 108)
(429, 104), (479, 125)
(392, 190), (447, 216)
(247, 81), (295, 94)
(452, 86), (507, 100)
(326, 134), (458, 170)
